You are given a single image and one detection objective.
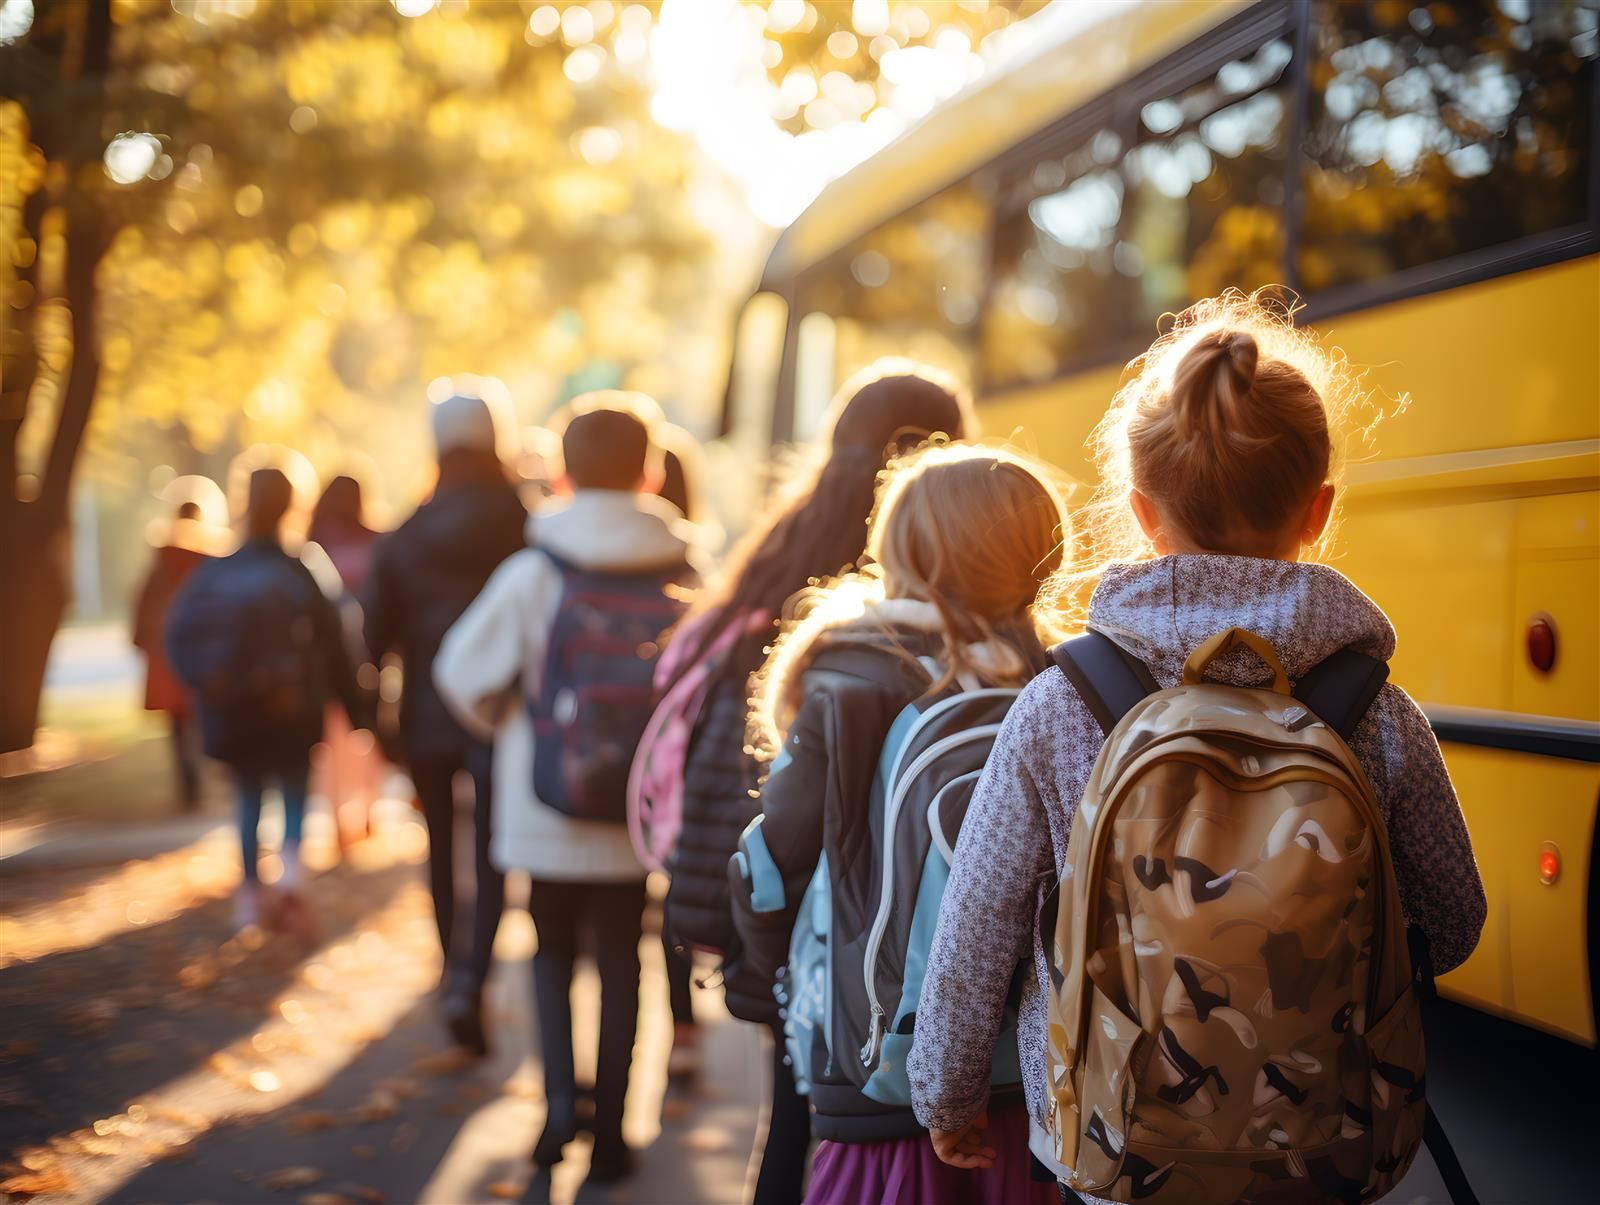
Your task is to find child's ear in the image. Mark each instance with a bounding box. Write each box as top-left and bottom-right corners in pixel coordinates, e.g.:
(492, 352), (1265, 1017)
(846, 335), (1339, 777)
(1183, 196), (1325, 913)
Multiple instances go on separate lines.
(1301, 483), (1335, 545)
(638, 467), (665, 495)
(552, 473), (575, 497)
(1129, 490), (1166, 551)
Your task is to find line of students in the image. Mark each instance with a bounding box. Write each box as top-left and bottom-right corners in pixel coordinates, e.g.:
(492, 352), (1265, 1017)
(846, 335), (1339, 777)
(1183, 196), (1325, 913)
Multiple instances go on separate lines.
(696, 291), (1484, 1203)
(162, 285), (1486, 1203)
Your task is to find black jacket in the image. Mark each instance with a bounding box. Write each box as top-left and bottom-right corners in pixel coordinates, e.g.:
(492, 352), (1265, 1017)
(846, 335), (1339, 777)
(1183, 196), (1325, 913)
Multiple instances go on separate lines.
(362, 477), (526, 763)
(167, 538), (364, 773)
(729, 628), (945, 1143)
(663, 630), (773, 1014)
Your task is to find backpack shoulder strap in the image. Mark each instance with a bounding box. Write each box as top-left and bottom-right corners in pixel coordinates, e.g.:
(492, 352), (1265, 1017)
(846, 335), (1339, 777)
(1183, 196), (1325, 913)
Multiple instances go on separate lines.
(1050, 631), (1159, 737)
(1292, 647), (1389, 742)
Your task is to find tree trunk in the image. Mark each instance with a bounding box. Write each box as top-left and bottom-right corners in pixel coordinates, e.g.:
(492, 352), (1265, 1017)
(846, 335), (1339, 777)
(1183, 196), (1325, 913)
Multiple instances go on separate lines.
(0, 0), (113, 754)
(0, 510), (73, 754)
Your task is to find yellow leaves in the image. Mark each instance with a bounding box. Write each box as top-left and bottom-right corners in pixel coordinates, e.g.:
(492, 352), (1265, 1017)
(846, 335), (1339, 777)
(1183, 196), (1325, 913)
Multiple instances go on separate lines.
(425, 94), (472, 142)
(483, 202), (524, 241)
(542, 169), (633, 230)
(319, 203), (374, 256)
(282, 33), (428, 127)
(403, 10), (514, 86)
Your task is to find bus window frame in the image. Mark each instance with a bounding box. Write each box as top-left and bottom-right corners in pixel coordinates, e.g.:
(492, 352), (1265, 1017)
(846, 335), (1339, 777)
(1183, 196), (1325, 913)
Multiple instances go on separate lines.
(978, 0), (1299, 394)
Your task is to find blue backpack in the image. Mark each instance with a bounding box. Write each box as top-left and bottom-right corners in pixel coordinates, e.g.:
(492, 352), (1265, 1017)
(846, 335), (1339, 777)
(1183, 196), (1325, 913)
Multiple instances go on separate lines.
(527, 552), (689, 825)
(166, 549), (325, 724)
(778, 671), (1025, 1103)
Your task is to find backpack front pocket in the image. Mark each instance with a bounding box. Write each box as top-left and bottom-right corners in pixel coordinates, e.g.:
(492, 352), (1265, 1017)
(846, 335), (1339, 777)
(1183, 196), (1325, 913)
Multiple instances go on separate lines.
(1075, 981), (1147, 1192)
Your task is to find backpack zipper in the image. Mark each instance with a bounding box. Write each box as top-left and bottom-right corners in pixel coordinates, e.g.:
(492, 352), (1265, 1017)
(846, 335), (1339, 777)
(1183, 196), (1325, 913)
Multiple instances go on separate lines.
(858, 715), (1009, 1069)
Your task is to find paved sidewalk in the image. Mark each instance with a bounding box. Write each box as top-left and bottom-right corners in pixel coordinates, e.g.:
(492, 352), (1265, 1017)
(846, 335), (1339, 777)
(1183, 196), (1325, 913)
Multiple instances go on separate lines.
(0, 821), (767, 1205)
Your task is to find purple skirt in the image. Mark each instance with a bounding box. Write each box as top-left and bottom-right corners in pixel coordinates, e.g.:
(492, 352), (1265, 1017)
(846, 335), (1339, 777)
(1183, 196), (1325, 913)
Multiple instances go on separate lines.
(805, 1104), (1059, 1205)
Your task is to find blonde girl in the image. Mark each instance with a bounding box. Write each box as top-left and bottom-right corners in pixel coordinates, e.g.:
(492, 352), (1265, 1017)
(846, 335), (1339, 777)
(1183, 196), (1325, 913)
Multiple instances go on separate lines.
(730, 444), (1068, 1205)
(906, 292), (1486, 1197)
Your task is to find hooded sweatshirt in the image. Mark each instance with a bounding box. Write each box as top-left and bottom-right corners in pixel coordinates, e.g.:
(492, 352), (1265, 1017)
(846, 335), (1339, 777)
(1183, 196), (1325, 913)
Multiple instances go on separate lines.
(433, 490), (699, 881)
(906, 555), (1487, 1176)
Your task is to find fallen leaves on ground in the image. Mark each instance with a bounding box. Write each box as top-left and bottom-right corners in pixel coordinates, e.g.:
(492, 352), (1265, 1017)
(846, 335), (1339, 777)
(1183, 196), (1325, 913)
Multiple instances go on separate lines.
(410, 1046), (474, 1077)
(262, 1164), (324, 1190)
(0, 1165), (75, 1196)
(285, 1110), (343, 1133)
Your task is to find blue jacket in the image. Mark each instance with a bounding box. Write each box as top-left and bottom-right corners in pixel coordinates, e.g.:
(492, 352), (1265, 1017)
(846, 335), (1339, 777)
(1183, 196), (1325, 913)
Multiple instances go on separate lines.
(166, 538), (364, 772)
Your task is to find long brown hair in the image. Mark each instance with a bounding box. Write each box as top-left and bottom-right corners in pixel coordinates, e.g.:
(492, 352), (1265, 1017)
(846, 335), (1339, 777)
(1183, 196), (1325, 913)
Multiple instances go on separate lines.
(750, 445), (1068, 756)
(670, 359), (974, 679)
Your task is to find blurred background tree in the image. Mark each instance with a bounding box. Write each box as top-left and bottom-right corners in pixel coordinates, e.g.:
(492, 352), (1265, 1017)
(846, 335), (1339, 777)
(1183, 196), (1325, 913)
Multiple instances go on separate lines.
(1, 0), (1048, 751)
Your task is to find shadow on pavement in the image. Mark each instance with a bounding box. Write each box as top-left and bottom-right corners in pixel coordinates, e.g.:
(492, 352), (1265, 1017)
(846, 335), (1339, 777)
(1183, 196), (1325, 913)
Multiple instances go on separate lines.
(105, 994), (506, 1205)
(0, 857), (416, 1157)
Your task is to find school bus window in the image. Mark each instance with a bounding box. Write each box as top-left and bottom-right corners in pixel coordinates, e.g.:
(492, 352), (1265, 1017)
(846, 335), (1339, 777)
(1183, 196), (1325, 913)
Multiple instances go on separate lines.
(1298, 0), (1597, 294)
(982, 128), (1126, 389)
(795, 179), (987, 397)
(1120, 37), (1294, 327)
(983, 38), (1294, 391)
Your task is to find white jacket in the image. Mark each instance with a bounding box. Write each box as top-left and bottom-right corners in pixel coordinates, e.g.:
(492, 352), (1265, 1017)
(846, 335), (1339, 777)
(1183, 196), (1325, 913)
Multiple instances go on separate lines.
(433, 490), (699, 881)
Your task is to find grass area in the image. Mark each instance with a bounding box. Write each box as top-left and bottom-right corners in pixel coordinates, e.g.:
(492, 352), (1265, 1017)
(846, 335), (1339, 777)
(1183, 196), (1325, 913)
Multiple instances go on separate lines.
(2, 685), (205, 828)
(38, 684), (157, 750)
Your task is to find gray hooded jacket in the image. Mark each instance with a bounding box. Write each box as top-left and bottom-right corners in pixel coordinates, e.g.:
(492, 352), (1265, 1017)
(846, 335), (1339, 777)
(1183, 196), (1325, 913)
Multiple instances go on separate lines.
(906, 555), (1487, 1173)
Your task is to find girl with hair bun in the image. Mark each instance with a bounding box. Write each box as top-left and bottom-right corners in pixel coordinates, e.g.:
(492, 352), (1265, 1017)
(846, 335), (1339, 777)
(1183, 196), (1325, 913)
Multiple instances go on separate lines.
(908, 291), (1486, 1199)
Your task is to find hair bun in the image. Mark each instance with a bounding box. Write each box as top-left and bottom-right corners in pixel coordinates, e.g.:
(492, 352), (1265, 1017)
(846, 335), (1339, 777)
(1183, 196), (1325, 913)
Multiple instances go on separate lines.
(1170, 328), (1259, 437)
(1218, 330), (1258, 390)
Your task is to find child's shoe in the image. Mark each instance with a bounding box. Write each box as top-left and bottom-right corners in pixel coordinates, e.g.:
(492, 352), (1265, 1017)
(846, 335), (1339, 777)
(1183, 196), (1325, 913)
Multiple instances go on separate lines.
(233, 881), (266, 932)
(274, 888), (318, 945)
(272, 845), (318, 943)
(439, 977), (488, 1057)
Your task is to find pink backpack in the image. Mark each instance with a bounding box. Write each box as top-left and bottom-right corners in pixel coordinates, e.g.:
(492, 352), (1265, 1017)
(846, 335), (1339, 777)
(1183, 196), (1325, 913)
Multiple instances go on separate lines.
(626, 609), (769, 870)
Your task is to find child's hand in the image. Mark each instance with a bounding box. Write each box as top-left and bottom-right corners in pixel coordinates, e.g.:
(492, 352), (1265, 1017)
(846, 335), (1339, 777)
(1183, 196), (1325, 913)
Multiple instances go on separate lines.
(929, 1113), (996, 1169)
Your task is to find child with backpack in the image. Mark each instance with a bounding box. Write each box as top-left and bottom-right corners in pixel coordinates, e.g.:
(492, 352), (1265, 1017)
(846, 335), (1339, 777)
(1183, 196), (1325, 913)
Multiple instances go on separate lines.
(166, 465), (369, 935)
(433, 392), (698, 1183)
(908, 292), (1488, 1205)
(630, 362), (971, 1205)
(728, 444), (1068, 1205)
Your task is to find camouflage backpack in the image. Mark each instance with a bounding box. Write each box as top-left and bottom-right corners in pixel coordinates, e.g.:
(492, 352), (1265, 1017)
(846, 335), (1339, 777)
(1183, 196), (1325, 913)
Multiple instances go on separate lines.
(1044, 627), (1428, 1205)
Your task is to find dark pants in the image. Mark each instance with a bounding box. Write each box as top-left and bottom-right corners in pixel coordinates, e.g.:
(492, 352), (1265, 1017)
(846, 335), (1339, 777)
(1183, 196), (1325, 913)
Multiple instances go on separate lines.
(664, 935), (695, 1028)
(527, 877), (646, 1157)
(413, 745), (504, 991)
(169, 712), (202, 807)
(754, 1019), (812, 1205)
(233, 760), (310, 882)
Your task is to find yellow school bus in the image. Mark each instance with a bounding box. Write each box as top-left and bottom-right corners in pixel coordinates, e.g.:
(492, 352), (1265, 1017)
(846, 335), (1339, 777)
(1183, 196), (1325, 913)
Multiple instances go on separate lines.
(724, 0), (1600, 1044)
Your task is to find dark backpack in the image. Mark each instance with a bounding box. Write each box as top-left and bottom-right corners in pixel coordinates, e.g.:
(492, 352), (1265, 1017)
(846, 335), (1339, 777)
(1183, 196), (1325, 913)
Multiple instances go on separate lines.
(527, 551), (689, 825)
(166, 549), (326, 724)
(735, 655), (1026, 1103)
